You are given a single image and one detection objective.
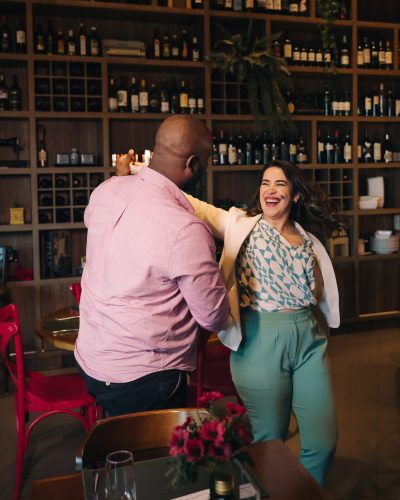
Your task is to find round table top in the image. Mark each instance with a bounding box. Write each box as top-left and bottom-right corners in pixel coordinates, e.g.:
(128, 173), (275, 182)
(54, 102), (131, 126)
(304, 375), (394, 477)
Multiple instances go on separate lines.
(35, 307), (79, 351)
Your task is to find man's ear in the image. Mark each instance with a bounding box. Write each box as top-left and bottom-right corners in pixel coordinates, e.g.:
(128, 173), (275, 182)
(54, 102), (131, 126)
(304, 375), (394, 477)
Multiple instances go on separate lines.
(185, 155), (198, 173)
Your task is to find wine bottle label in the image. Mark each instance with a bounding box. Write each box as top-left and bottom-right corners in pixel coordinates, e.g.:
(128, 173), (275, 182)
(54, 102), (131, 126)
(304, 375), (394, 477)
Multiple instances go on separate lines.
(365, 97), (372, 111)
(357, 144), (362, 158)
(341, 55), (349, 66)
(343, 101), (351, 112)
(318, 142), (324, 153)
(385, 52), (393, 65)
(357, 51), (364, 65)
(296, 152), (307, 162)
(300, 51), (307, 62)
(188, 97), (196, 109)
(172, 46), (179, 57)
(331, 101), (339, 113)
(395, 99), (400, 116)
(161, 101), (169, 113)
(344, 145), (352, 161)
(316, 52), (323, 63)
(131, 95), (139, 112)
(16, 31), (26, 44)
(373, 143), (381, 161)
(192, 49), (200, 61)
(284, 44), (292, 58)
(108, 97), (118, 112)
(180, 93), (189, 108)
(373, 95), (379, 106)
(79, 36), (87, 55)
(225, 0), (233, 7)
(384, 150), (393, 163)
(117, 90), (128, 107)
(289, 3), (298, 12)
(154, 40), (160, 58)
(273, 0), (281, 9)
(266, 0), (274, 9)
(38, 150), (47, 165)
(308, 51), (315, 63)
(326, 144), (334, 151)
(139, 92), (148, 106)
(363, 49), (370, 64)
(219, 144), (227, 154)
(228, 146), (237, 164)
(378, 51), (385, 63)
(293, 50), (300, 61)
(324, 52), (331, 63)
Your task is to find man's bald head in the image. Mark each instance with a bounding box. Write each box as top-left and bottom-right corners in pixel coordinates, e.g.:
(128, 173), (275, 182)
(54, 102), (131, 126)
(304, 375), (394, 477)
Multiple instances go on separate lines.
(154, 115), (211, 159)
(150, 116), (212, 189)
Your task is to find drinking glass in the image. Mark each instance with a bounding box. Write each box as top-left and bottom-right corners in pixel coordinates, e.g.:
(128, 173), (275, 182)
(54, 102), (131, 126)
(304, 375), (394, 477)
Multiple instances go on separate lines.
(105, 450), (136, 500)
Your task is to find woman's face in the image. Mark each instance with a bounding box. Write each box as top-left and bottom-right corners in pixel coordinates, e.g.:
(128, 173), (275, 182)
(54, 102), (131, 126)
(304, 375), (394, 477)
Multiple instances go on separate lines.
(259, 167), (299, 222)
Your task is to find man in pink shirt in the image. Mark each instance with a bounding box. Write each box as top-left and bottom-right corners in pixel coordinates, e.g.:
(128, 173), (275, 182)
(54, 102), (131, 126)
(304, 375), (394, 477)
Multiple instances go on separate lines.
(75, 116), (229, 416)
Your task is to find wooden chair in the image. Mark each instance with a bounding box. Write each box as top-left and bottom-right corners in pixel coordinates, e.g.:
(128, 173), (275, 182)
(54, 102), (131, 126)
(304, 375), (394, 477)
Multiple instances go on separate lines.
(189, 330), (238, 407)
(76, 408), (211, 470)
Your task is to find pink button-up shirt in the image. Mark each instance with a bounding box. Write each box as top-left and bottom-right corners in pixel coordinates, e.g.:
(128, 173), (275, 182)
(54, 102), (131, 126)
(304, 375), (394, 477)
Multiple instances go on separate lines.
(75, 167), (229, 383)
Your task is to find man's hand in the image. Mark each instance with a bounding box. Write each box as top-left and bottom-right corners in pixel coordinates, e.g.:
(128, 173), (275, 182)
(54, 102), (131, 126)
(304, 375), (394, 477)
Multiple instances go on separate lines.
(115, 149), (134, 176)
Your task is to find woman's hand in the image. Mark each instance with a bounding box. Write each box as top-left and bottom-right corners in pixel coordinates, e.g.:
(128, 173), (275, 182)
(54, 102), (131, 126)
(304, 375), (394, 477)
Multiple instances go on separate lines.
(115, 149), (135, 176)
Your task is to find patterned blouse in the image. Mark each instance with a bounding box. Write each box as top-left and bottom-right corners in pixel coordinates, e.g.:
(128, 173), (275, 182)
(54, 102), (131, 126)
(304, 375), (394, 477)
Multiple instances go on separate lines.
(236, 218), (317, 312)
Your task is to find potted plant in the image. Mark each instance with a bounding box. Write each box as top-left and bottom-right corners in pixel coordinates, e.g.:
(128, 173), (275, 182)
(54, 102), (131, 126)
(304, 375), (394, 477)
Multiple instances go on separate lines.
(207, 21), (293, 133)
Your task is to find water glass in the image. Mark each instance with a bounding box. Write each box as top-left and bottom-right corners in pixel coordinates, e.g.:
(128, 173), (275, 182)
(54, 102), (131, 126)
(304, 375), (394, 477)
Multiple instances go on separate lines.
(105, 450), (136, 500)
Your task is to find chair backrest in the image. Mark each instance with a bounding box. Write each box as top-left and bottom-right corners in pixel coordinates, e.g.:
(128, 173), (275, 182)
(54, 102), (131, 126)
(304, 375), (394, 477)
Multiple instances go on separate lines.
(0, 303), (26, 409)
(69, 283), (82, 305)
(76, 408), (211, 469)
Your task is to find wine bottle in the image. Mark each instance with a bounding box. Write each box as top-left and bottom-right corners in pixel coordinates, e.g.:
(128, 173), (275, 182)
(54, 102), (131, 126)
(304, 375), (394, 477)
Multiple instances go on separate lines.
(317, 129), (325, 164)
(45, 20), (54, 54)
(362, 128), (372, 163)
(325, 130), (333, 164)
(340, 35), (350, 67)
(56, 31), (65, 55)
(139, 79), (149, 113)
(236, 131), (245, 165)
(363, 37), (371, 68)
(89, 26), (100, 56)
(383, 133), (393, 163)
(188, 85), (196, 114)
(378, 83), (386, 117)
(228, 134), (237, 165)
(129, 77), (139, 113)
(0, 72), (8, 111)
(181, 30), (189, 60)
(117, 77), (128, 113)
(35, 24), (45, 53)
(8, 74), (22, 111)
(372, 134), (382, 163)
(378, 40), (385, 69)
(161, 33), (170, 59)
(212, 136), (219, 165)
(0, 15), (11, 52)
(179, 80), (189, 114)
(108, 77), (118, 112)
(370, 40), (378, 69)
(343, 130), (352, 164)
(253, 135), (262, 164)
(171, 34), (180, 59)
(245, 131), (253, 165)
(296, 137), (307, 164)
(191, 36), (200, 62)
(218, 130), (228, 166)
(38, 125), (48, 167)
(385, 40), (393, 69)
(78, 22), (87, 56)
(333, 130), (342, 164)
(15, 18), (26, 53)
(67, 29), (76, 56)
(148, 81), (160, 113)
(153, 29), (161, 58)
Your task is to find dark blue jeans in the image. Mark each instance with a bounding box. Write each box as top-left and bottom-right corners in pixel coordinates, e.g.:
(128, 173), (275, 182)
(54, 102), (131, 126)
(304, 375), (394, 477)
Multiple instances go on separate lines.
(81, 369), (188, 417)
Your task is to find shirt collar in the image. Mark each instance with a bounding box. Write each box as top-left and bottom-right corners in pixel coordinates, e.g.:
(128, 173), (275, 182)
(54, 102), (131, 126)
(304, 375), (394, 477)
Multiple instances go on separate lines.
(137, 166), (194, 213)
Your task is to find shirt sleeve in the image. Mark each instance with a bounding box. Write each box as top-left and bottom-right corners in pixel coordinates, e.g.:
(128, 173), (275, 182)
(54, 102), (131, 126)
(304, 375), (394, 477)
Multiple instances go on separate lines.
(169, 220), (230, 332)
(184, 194), (229, 241)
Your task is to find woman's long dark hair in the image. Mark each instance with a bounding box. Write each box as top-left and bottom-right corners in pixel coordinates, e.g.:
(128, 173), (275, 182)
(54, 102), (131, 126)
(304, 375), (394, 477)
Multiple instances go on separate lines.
(245, 160), (346, 242)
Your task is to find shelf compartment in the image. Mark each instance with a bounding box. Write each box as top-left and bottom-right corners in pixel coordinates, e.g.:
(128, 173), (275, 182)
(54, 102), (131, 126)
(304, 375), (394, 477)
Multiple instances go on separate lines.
(358, 167), (400, 210)
(0, 175), (31, 225)
(359, 260), (400, 316)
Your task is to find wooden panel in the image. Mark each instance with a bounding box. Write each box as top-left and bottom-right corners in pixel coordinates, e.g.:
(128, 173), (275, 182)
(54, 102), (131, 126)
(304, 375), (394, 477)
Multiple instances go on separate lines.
(0, 175), (32, 224)
(333, 261), (356, 321)
(359, 260), (400, 315)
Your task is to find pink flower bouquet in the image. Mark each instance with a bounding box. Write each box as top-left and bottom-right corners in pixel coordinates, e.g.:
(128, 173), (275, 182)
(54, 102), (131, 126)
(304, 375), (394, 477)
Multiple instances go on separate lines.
(167, 392), (252, 486)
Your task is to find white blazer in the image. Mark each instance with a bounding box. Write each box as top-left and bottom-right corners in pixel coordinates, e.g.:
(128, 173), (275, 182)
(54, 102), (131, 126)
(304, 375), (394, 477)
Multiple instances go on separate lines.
(186, 195), (340, 351)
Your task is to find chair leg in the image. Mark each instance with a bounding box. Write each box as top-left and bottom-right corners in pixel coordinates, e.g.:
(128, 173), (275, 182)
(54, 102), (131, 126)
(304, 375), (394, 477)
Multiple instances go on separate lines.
(13, 417), (25, 500)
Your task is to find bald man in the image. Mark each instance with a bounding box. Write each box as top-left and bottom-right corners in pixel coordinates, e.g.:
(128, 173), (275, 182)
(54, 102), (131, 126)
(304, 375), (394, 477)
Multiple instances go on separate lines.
(75, 116), (229, 416)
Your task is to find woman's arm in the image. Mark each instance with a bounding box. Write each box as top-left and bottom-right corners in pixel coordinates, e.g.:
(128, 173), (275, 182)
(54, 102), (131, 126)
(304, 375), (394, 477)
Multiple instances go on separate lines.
(184, 194), (229, 241)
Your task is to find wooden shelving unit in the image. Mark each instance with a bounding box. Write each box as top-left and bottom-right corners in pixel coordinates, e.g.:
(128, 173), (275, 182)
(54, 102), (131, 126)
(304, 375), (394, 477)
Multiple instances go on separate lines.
(0, 0), (399, 365)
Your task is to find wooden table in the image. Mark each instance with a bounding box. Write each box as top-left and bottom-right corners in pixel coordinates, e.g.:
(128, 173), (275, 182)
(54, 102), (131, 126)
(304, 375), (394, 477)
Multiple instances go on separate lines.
(35, 307), (79, 351)
(31, 439), (331, 500)
(35, 310), (221, 352)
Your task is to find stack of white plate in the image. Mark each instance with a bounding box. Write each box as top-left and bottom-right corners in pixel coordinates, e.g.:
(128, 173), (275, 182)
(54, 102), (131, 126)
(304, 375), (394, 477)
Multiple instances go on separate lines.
(370, 234), (400, 254)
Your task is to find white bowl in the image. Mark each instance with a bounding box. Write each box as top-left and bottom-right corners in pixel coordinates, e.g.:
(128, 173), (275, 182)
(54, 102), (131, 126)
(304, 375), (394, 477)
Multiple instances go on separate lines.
(359, 198), (378, 209)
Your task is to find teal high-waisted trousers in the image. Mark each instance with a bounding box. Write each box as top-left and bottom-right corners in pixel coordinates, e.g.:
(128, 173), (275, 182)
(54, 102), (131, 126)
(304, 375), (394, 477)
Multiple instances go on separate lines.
(230, 308), (337, 486)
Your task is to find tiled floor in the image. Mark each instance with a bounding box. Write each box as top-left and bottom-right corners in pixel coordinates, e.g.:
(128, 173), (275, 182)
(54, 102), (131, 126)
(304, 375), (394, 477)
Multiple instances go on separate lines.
(0, 326), (399, 499)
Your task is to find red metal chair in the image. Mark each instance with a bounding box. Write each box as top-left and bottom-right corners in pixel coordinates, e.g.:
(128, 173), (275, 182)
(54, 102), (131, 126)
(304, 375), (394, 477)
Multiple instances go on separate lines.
(189, 329), (239, 407)
(0, 303), (96, 500)
(69, 282), (82, 306)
